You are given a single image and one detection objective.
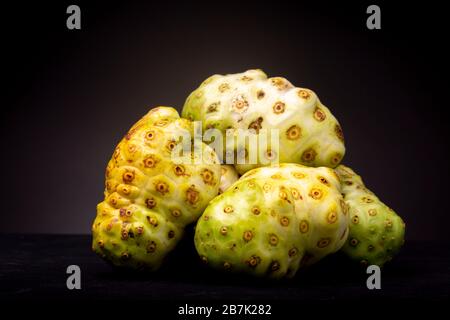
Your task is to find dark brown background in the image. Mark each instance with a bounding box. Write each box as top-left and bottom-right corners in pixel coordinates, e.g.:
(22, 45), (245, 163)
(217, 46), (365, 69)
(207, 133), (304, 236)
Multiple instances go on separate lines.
(2, 1), (448, 240)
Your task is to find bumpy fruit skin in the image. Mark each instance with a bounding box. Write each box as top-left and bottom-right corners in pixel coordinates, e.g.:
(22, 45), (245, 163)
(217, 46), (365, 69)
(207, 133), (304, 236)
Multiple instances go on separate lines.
(195, 164), (349, 279)
(182, 70), (345, 174)
(218, 165), (239, 194)
(92, 107), (221, 270)
(335, 165), (405, 267)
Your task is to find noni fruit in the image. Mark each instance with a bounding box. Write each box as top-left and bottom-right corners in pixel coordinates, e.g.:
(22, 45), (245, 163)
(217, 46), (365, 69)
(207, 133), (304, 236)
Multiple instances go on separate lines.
(92, 107), (221, 270)
(195, 164), (349, 278)
(182, 70), (345, 174)
(335, 165), (405, 267)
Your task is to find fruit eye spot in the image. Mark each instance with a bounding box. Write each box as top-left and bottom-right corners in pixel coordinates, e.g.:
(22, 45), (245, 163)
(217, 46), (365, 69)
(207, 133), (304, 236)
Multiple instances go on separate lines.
(270, 261), (280, 271)
(317, 238), (331, 248)
(318, 176), (329, 186)
(302, 148), (317, 162)
(272, 101), (286, 114)
(168, 230), (175, 239)
(349, 238), (359, 246)
(146, 241), (157, 253)
(352, 215), (360, 224)
(298, 89), (311, 99)
(280, 217), (290, 226)
(309, 188), (323, 200)
(224, 205), (234, 213)
(251, 206), (261, 215)
(288, 248), (298, 257)
(269, 234), (278, 246)
(122, 172), (135, 183)
(145, 198), (156, 209)
(313, 106), (326, 121)
(174, 165), (185, 175)
(146, 131), (156, 140)
(299, 220), (309, 233)
(327, 211), (337, 223)
(368, 209), (377, 216)
(243, 231), (253, 241)
(286, 125), (301, 140)
(171, 209), (181, 217)
(256, 90), (265, 99)
(220, 226), (228, 235)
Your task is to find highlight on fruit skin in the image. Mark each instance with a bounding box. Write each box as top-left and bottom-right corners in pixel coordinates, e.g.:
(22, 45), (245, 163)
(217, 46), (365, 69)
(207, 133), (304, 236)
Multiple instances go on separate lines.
(194, 164), (349, 279)
(182, 69), (345, 174)
(92, 106), (221, 270)
(218, 165), (239, 194)
(335, 165), (405, 267)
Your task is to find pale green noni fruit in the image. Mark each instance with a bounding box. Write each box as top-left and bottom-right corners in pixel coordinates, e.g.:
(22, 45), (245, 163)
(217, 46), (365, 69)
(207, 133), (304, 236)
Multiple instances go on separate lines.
(335, 165), (405, 267)
(194, 164), (349, 279)
(182, 70), (345, 174)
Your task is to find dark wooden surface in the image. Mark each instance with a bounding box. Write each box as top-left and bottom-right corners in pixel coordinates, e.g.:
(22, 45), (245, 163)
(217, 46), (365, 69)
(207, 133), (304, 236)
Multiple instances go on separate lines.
(1, 234), (449, 305)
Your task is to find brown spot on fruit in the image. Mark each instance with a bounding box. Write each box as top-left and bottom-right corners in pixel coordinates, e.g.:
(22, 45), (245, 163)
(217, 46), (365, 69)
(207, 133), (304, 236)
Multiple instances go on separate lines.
(273, 101), (285, 114)
(302, 148), (317, 163)
(145, 198), (156, 209)
(349, 238), (359, 246)
(313, 106), (326, 121)
(256, 90), (265, 99)
(309, 188), (323, 200)
(335, 124), (344, 142)
(186, 185), (200, 205)
(146, 216), (158, 227)
(145, 130), (156, 140)
(298, 89), (311, 99)
(331, 153), (342, 165)
(299, 220), (309, 233)
(246, 255), (260, 267)
(280, 216), (290, 227)
(223, 262), (232, 270)
(352, 215), (360, 224)
(171, 209), (181, 218)
(121, 252), (130, 260)
(327, 211), (337, 224)
(224, 205), (234, 213)
(201, 169), (215, 185)
(168, 230), (175, 239)
(269, 234), (278, 246)
(318, 176), (330, 186)
(143, 155), (158, 168)
(251, 206), (261, 215)
(155, 181), (169, 195)
(243, 231), (253, 241)
(291, 188), (301, 199)
(317, 238), (331, 248)
(248, 117), (263, 133)
(154, 119), (169, 127)
(231, 95), (249, 113)
(288, 247), (298, 257)
(122, 171), (135, 183)
(147, 241), (157, 253)
(166, 140), (177, 152)
(207, 102), (220, 113)
(241, 75), (253, 82)
(174, 165), (186, 176)
(220, 226), (228, 235)
(218, 83), (230, 92)
(270, 77), (288, 90)
(286, 125), (301, 140)
(362, 197), (374, 203)
(270, 261), (280, 271)
(201, 256), (208, 264)
(368, 209), (377, 216)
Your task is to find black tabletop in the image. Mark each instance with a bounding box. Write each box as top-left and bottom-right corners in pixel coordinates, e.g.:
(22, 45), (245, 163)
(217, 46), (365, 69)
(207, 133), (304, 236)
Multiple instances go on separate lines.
(1, 233), (449, 310)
